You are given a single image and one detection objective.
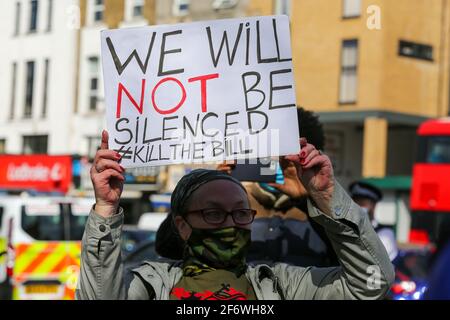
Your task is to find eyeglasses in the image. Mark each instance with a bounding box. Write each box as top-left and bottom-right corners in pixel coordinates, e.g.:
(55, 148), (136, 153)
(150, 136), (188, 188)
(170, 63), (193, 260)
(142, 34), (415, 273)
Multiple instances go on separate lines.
(185, 208), (257, 225)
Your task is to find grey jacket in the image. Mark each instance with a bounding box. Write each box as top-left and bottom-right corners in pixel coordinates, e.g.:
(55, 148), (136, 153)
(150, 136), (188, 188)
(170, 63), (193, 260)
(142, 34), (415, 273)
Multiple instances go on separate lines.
(76, 181), (395, 300)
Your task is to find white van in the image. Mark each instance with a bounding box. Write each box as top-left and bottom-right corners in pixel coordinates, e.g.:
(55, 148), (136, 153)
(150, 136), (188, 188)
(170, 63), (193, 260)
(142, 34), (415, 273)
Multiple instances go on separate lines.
(0, 196), (93, 300)
(137, 212), (168, 231)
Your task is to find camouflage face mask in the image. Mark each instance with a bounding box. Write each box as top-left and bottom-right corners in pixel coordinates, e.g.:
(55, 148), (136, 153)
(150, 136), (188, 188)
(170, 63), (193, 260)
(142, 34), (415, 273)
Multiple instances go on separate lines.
(182, 226), (251, 277)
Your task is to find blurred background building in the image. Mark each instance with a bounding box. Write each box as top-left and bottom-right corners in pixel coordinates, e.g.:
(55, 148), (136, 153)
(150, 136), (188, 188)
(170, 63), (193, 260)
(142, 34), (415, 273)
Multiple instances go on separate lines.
(0, 0), (78, 155)
(1, 0), (449, 234)
(290, 0), (450, 241)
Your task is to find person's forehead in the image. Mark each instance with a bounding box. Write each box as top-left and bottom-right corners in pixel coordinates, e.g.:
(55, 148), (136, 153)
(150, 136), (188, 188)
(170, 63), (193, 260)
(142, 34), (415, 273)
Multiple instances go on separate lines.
(203, 199), (247, 207)
(189, 180), (248, 203)
(193, 179), (246, 194)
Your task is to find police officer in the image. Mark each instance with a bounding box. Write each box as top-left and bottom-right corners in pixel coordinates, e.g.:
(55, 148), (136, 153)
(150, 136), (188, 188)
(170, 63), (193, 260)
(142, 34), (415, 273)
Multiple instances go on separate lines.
(349, 181), (398, 261)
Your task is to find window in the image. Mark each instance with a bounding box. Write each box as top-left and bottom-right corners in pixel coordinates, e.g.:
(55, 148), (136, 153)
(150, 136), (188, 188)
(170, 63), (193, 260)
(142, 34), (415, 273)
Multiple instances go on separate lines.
(47, 0), (53, 31)
(132, 0), (144, 18)
(10, 62), (17, 119)
(69, 203), (90, 240)
(24, 61), (35, 118)
(173, 0), (189, 17)
(339, 39), (358, 104)
(124, 0), (145, 22)
(21, 204), (88, 241)
(21, 205), (63, 240)
(88, 56), (99, 111)
(69, 213), (89, 240)
(14, 2), (21, 36)
(426, 137), (450, 164)
(343, 0), (361, 18)
(399, 40), (433, 61)
(121, 229), (157, 254)
(42, 59), (50, 118)
(275, 0), (291, 16)
(22, 135), (48, 154)
(29, 0), (39, 32)
(0, 139), (6, 154)
(93, 0), (104, 23)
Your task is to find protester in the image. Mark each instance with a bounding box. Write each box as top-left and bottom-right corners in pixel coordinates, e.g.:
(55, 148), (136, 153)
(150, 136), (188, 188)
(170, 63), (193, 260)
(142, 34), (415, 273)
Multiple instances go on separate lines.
(349, 181), (398, 261)
(155, 108), (338, 267)
(76, 130), (394, 300)
(216, 108), (338, 267)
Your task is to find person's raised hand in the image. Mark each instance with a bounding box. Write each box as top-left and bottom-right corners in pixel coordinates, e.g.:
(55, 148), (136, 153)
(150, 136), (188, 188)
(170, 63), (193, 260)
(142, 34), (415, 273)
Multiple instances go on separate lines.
(285, 138), (335, 216)
(216, 160), (236, 175)
(267, 156), (307, 200)
(90, 130), (125, 217)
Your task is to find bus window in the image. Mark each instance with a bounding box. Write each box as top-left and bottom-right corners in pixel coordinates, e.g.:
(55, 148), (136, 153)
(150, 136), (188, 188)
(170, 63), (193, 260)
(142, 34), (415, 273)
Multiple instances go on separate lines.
(426, 137), (450, 163)
(21, 205), (64, 241)
(68, 215), (88, 241)
(69, 203), (90, 241)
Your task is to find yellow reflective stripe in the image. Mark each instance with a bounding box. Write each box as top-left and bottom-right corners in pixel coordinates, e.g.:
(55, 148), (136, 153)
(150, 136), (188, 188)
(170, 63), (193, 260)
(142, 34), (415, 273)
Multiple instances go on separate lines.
(13, 286), (20, 300)
(67, 243), (81, 264)
(0, 238), (6, 263)
(15, 242), (48, 274)
(33, 244), (67, 274)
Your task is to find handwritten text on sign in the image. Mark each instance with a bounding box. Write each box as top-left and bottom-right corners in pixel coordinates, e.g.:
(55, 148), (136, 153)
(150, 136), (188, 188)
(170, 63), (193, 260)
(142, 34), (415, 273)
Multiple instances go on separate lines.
(101, 15), (300, 167)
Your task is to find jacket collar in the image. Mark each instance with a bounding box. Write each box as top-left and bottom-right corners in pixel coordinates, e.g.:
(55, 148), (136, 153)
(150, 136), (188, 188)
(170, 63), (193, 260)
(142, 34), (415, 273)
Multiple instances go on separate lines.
(132, 261), (283, 300)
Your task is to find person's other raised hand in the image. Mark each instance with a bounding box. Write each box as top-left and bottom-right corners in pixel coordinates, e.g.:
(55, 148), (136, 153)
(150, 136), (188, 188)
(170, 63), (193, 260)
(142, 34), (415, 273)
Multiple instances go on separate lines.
(285, 137), (335, 216)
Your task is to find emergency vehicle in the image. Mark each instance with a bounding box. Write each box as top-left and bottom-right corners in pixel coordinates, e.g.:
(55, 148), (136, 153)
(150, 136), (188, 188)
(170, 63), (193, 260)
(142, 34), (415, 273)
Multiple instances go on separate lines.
(410, 118), (450, 244)
(0, 196), (92, 300)
(0, 154), (94, 300)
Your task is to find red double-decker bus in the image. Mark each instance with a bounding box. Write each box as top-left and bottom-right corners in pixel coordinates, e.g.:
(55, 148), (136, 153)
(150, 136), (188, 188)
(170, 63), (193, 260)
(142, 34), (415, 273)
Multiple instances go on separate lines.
(410, 118), (450, 244)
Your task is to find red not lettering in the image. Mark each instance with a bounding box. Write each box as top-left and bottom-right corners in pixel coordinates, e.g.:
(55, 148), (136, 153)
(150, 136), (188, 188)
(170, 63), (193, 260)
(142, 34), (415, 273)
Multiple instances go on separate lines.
(188, 73), (219, 113)
(116, 74), (219, 118)
(116, 79), (146, 118)
(151, 77), (187, 115)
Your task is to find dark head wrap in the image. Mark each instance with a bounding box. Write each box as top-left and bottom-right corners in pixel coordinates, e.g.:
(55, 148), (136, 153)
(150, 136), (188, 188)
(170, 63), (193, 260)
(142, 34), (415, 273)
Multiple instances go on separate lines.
(155, 169), (247, 260)
(170, 168), (246, 217)
(155, 213), (185, 260)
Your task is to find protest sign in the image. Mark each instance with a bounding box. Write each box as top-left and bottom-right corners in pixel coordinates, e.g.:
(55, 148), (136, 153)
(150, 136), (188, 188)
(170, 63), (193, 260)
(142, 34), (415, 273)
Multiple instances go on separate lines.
(101, 15), (300, 167)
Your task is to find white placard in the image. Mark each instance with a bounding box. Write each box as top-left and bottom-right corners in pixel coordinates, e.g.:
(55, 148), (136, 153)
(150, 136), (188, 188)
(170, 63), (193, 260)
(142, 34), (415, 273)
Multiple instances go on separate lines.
(101, 15), (300, 168)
